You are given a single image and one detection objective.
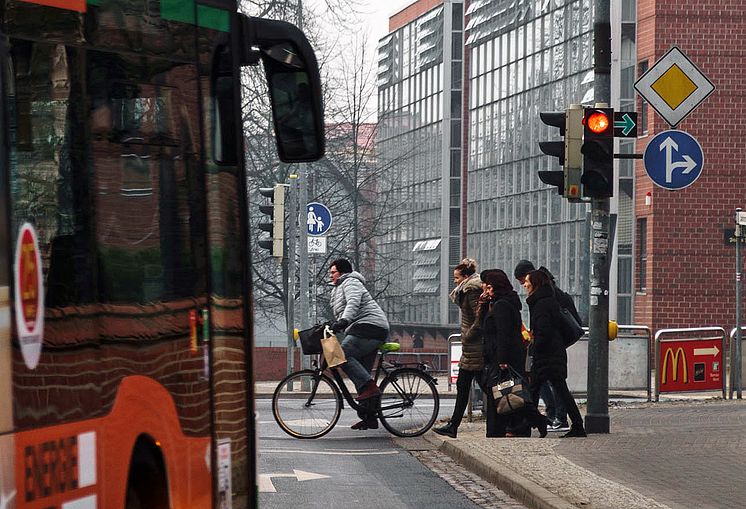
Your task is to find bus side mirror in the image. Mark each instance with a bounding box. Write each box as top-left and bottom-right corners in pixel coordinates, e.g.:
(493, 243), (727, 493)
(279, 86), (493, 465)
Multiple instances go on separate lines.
(240, 16), (325, 162)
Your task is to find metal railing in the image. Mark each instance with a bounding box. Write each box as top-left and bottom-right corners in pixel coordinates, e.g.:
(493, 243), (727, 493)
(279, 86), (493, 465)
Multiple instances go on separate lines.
(654, 327), (727, 401)
(729, 326), (746, 399)
(566, 325), (651, 400)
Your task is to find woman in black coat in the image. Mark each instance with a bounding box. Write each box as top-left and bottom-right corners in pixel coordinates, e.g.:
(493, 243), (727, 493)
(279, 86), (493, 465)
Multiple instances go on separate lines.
(481, 270), (546, 438)
(524, 270), (586, 437)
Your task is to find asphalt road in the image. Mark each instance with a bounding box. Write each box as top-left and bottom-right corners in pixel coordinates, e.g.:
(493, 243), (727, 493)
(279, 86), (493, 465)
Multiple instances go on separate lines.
(257, 398), (487, 509)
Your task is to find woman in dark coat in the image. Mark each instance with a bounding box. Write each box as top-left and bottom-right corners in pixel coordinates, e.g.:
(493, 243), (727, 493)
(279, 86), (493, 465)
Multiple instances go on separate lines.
(481, 270), (547, 438)
(434, 258), (483, 439)
(524, 270), (586, 437)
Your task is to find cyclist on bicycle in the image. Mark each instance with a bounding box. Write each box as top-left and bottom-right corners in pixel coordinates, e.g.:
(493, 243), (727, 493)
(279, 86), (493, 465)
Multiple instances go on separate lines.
(329, 258), (390, 430)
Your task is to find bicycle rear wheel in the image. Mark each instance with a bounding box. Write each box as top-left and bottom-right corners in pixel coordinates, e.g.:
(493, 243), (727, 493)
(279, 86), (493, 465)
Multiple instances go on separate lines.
(378, 368), (439, 437)
(272, 370), (342, 439)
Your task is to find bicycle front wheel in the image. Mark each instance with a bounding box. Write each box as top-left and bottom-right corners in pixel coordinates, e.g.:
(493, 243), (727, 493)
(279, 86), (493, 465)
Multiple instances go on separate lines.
(272, 370), (342, 439)
(378, 368), (439, 437)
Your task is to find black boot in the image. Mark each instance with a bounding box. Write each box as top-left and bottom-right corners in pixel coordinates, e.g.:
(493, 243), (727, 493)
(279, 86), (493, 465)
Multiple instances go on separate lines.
(433, 423), (457, 438)
(537, 418), (548, 438)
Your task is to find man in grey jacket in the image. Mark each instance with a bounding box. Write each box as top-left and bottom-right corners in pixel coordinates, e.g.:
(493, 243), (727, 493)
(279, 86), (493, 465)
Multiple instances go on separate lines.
(329, 258), (390, 430)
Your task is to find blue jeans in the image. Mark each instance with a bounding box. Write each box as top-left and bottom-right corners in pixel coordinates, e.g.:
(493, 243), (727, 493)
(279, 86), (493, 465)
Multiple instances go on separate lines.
(339, 333), (384, 391)
(541, 380), (567, 422)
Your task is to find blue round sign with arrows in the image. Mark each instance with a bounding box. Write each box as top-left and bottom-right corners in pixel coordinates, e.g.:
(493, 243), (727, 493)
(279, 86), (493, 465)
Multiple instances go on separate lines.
(643, 129), (704, 190)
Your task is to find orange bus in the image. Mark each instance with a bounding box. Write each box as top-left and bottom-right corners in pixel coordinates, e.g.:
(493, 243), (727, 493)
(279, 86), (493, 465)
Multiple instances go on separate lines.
(0, 1), (324, 508)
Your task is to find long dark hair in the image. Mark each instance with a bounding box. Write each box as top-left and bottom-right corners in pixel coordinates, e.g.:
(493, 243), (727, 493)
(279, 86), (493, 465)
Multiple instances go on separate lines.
(482, 269), (514, 298)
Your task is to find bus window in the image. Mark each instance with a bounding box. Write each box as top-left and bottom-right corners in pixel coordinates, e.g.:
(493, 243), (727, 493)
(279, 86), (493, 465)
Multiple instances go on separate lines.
(212, 43), (237, 166)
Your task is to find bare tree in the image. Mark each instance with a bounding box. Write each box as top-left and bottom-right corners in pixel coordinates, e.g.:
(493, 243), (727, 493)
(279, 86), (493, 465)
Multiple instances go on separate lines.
(239, 3), (423, 332)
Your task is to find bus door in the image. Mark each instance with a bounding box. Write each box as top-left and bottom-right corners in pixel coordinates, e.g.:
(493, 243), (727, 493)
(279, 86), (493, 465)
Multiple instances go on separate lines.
(0, 32), (16, 509)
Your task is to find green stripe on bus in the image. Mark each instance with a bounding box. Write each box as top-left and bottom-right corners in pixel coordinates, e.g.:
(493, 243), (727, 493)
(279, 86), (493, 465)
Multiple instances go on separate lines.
(197, 5), (229, 32)
(161, 0), (195, 24)
(86, 0), (228, 32)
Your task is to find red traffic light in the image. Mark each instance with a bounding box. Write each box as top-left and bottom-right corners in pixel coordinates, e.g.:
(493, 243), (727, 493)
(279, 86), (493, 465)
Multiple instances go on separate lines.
(585, 111), (610, 134)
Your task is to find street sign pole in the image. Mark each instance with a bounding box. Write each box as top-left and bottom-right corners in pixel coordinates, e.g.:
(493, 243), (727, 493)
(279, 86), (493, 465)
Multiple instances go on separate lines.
(299, 165), (310, 371)
(736, 208), (744, 399)
(586, 0), (611, 434)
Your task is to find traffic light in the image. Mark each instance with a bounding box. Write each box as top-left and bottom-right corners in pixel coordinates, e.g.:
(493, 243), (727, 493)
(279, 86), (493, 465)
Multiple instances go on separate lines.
(258, 184), (285, 258)
(537, 106), (583, 200)
(581, 107), (614, 198)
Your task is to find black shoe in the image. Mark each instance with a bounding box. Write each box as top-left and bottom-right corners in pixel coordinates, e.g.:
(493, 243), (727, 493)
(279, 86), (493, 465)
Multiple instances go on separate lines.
(561, 426), (587, 438)
(433, 424), (457, 439)
(351, 418), (378, 430)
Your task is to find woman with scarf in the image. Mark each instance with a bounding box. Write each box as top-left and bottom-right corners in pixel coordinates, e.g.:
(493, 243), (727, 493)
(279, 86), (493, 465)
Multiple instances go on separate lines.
(433, 258), (483, 439)
(481, 270), (547, 438)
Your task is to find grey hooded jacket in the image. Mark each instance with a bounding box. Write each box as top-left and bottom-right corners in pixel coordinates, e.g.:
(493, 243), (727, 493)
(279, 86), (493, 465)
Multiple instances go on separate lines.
(331, 271), (389, 339)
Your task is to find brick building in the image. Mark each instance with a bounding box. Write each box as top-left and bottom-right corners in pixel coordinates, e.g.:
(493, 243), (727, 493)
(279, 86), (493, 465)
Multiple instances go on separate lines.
(634, 0), (746, 331)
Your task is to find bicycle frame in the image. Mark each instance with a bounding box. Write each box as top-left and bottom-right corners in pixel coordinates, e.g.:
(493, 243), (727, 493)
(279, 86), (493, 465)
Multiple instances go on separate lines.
(310, 350), (430, 414)
(310, 355), (375, 414)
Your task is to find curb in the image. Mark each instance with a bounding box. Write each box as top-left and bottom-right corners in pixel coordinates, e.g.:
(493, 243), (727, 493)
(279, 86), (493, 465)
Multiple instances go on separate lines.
(425, 434), (577, 509)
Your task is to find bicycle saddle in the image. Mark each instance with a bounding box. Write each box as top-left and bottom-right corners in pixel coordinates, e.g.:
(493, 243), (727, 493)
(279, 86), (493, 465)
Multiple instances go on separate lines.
(379, 342), (400, 352)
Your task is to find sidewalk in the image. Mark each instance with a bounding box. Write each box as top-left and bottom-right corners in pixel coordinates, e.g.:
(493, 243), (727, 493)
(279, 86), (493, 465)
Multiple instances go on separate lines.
(421, 396), (746, 509)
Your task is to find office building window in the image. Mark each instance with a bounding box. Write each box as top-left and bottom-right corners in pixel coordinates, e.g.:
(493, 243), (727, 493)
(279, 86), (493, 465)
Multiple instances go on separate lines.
(637, 218), (647, 292)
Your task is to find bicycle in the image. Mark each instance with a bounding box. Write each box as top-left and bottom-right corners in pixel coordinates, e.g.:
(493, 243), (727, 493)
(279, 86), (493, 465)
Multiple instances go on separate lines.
(272, 339), (440, 439)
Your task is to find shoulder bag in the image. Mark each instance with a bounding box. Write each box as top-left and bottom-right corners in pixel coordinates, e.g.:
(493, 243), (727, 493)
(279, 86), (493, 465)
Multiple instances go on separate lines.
(492, 366), (532, 415)
(559, 306), (584, 348)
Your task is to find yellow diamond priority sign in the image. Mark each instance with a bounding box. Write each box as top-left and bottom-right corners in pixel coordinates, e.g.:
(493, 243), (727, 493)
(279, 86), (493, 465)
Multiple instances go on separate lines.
(635, 46), (715, 127)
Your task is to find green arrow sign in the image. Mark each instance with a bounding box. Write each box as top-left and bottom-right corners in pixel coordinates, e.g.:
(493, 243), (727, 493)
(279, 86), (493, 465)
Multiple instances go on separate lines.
(613, 112), (638, 137)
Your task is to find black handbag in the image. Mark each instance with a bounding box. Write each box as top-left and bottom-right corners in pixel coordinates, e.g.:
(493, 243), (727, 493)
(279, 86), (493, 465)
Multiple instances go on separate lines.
(559, 307), (584, 347)
(491, 367), (532, 415)
(297, 324), (325, 354)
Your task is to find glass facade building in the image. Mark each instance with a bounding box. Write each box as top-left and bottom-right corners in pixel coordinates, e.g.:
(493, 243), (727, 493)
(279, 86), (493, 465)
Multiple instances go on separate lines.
(465, 0), (595, 321)
(376, 0), (638, 333)
(376, 1), (464, 327)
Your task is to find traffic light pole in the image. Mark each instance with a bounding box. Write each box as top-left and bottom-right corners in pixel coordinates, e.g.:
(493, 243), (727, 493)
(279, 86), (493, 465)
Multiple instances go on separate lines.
(286, 175), (299, 375)
(585, 0), (611, 434)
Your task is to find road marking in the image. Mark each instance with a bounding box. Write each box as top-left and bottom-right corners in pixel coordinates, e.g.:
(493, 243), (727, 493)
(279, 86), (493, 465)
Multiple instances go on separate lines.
(259, 470), (329, 493)
(694, 346), (720, 357)
(262, 448), (400, 456)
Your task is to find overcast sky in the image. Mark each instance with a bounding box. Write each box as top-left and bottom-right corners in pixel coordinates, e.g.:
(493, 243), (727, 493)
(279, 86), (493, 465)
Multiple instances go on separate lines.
(362, 0), (413, 44)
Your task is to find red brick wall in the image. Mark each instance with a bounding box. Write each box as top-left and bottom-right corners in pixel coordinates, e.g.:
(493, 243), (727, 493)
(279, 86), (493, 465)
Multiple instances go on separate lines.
(389, 0), (444, 32)
(254, 347), (302, 381)
(634, 0), (746, 331)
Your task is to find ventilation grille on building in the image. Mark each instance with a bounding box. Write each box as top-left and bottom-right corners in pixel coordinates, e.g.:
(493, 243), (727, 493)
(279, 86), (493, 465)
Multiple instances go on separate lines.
(465, 0), (533, 46)
(412, 239), (441, 294)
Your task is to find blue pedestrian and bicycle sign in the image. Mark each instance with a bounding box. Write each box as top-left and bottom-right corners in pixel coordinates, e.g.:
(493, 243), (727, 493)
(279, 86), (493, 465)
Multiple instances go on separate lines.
(306, 202), (332, 236)
(643, 130), (704, 190)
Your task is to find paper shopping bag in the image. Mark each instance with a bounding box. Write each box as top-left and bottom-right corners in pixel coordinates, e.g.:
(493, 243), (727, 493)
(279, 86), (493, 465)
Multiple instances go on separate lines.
(321, 326), (347, 368)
